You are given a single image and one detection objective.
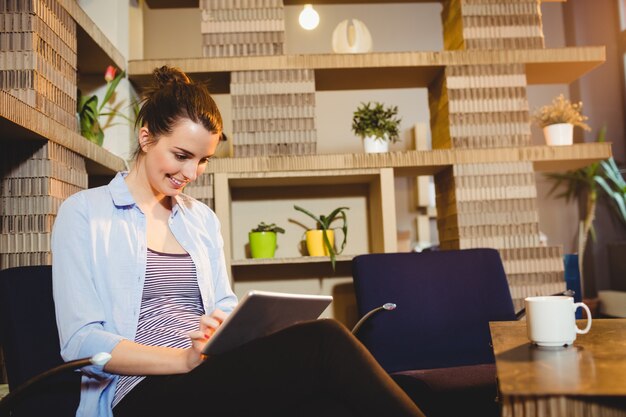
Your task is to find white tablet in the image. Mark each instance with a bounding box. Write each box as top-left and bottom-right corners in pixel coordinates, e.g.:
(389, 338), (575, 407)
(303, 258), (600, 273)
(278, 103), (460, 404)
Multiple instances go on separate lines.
(202, 290), (333, 355)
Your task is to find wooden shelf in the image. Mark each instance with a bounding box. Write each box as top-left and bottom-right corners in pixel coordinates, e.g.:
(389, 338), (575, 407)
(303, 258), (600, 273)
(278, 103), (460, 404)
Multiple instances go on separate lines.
(231, 255), (354, 266)
(145, 0), (564, 9)
(0, 91), (126, 176)
(58, 0), (126, 74)
(128, 47), (605, 93)
(206, 143), (613, 178)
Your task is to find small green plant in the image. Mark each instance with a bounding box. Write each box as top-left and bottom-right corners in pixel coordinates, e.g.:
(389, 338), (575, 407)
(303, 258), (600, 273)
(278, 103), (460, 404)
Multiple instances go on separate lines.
(533, 94), (591, 130)
(294, 205), (349, 269)
(77, 66), (125, 146)
(250, 222), (285, 234)
(352, 102), (402, 143)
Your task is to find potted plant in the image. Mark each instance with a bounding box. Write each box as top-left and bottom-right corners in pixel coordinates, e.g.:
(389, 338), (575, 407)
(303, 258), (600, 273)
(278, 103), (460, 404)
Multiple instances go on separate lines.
(294, 205), (349, 269)
(545, 127), (626, 300)
(248, 222), (285, 259)
(77, 66), (125, 146)
(352, 102), (401, 153)
(533, 94), (591, 146)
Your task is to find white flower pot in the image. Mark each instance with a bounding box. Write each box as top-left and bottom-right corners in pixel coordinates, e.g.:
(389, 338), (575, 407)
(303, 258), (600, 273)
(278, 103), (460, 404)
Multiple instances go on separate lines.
(543, 123), (574, 146)
(363, 136), (389, 153)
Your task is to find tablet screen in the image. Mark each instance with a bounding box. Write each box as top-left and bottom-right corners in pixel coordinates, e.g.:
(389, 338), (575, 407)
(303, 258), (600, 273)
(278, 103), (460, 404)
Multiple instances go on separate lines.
(202, 290), (333, 355)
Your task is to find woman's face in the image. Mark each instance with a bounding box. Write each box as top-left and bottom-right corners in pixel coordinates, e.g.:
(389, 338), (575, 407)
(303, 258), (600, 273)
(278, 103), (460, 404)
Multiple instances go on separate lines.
(139, 118), (220, 198)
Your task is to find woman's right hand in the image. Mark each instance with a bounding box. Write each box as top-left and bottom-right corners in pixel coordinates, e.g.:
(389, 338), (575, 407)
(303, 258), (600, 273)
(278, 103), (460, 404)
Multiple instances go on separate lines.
(186, 310), (227, 370)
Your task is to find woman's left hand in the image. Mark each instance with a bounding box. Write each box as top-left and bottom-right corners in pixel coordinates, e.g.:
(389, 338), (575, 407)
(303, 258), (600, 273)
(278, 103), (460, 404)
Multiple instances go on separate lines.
(186, 309), (227, 370)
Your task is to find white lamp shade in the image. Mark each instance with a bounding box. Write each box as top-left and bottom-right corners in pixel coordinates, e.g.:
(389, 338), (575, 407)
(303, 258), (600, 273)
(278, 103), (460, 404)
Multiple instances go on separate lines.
(332, 19), (372, 53)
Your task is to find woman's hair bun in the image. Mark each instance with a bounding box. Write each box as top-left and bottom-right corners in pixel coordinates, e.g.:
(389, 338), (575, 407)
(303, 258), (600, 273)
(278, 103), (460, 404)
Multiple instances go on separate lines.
(152, 66), (191, 88)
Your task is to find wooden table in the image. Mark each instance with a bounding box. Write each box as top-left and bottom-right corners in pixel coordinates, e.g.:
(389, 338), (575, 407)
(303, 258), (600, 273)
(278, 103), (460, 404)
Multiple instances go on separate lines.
(489, 319), (626, 417)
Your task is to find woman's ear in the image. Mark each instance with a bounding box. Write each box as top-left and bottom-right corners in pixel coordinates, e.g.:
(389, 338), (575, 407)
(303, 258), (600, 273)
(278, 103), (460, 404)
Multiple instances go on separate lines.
(138, 127), (151, 153)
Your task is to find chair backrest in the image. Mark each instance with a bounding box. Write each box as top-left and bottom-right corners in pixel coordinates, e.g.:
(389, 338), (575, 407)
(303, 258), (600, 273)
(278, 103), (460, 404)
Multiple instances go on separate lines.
(352, 249), (516, 373)
(0, 266), (80, 417)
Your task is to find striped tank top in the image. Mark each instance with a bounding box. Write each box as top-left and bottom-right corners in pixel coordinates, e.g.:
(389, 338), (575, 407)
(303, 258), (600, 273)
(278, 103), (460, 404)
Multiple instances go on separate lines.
(112, 248), (204, 407)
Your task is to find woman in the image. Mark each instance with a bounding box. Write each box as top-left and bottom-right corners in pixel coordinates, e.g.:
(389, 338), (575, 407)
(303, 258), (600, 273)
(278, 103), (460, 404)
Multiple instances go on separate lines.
(52, 66), (424, 417)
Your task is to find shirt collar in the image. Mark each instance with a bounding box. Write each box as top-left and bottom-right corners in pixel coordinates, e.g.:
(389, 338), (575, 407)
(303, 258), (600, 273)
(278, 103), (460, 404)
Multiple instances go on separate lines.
(109, 172), (135, 207)
(108, 171), (188, 215)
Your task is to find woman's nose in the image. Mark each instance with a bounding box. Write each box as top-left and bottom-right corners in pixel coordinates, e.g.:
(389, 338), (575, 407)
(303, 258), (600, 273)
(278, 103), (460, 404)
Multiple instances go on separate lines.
(182, 162), (198, 182)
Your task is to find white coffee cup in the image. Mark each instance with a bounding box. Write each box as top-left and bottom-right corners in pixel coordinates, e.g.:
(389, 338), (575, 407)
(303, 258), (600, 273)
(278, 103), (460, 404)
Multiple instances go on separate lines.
(524, 296), (592, 347)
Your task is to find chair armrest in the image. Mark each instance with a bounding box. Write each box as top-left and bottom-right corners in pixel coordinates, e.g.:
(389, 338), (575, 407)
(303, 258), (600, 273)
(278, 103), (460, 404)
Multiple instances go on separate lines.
(351, 303), (396, 336)
(0, 353), (111, 414)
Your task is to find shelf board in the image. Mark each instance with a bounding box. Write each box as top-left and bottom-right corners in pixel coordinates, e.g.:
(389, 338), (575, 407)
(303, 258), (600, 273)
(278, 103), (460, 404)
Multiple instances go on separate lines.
(128, 47), (605, 93)
(232, 255), (354, 266)
(206, 143), (612, 178)
(58, 0), (126, 74)
(145, 0), (563, 8)
(0, 91), (126, 176)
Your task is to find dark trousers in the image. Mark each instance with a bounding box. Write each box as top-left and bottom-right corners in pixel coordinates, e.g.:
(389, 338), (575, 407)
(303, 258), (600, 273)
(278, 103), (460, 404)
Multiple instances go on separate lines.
(113, 319), (424, 417)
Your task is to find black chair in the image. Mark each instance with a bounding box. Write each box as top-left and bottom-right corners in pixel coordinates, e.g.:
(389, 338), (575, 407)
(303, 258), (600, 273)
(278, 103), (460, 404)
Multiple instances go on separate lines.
(0, 266), (82, 417)
(351, 249), (517, 417)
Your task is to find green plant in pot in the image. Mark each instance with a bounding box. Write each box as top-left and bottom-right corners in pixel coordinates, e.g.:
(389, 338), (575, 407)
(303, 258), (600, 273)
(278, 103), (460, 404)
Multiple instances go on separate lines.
(294, 205), (349, 270)
(77, 66), (125, 146)
(248, 222), (285, 259)
(352, 102), (401, 153)
(545, 127), (626, 297)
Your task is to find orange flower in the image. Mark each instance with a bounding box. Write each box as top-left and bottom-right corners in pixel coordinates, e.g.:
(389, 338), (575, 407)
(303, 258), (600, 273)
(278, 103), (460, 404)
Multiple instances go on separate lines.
(104, 66), (116, 83)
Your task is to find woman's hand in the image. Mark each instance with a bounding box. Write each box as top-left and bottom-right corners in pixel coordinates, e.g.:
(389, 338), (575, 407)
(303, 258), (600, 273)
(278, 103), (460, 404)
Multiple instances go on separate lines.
(186, 309), (227, 370)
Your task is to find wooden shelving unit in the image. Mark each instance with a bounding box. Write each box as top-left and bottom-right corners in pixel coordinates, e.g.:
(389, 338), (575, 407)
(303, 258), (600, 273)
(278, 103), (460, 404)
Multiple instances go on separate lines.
(232, 255), (354, 266)
(144, 0), (564, 9)
(128, 47), (605, 93)
(204, 142), (611, 274)
(205, 143), (612, 176)
(0, 1), (127, 272)
(0, 92), (126, 176)
(57, 0), (126, 74)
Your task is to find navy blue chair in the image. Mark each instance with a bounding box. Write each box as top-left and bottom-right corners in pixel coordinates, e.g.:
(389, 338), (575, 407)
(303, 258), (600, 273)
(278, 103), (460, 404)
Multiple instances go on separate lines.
(0, 266), (81, 417)
(352, 248), (517, 417)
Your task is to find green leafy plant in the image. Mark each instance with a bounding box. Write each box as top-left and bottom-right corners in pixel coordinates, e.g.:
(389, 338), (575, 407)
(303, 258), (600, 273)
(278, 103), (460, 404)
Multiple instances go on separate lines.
(250, 222), (285, 234)
(596, 158), (626, 227)
(294, 205), (349, 269)
(352, 102), (402, 143)
(533, 94), (591, 130)
(77, 66), (125, 146)
(545, 127), (626, 297)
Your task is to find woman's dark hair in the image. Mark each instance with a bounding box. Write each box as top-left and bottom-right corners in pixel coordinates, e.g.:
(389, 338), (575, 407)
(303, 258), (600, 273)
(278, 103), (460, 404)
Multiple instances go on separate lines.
(132, 66), (223, 159)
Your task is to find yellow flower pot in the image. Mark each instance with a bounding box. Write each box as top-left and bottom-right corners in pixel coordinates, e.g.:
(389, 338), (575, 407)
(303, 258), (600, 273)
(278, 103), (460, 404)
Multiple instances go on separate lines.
(305, 230), (334, 257)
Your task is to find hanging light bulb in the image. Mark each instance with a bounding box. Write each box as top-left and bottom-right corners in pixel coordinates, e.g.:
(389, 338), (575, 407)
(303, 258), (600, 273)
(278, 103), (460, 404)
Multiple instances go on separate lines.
(299, 4), (319, 30)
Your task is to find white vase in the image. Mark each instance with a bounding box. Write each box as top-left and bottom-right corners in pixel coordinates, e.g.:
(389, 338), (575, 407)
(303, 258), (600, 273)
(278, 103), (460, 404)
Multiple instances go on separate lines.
(543, 123), (574, 146)
(363, 136), (389, 153)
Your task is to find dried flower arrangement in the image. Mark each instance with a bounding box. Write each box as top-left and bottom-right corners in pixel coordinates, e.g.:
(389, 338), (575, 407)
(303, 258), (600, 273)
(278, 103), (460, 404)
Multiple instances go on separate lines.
(533, 94), (591, 131)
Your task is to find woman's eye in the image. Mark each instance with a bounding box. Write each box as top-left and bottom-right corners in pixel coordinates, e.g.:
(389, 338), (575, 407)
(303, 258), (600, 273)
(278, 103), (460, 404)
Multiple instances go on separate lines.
(174, 153), (187, 161)
(200, 157), (211, 164)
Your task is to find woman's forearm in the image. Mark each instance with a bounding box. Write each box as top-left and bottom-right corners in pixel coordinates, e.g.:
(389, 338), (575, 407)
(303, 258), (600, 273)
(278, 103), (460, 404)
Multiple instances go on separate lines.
(105, 339), (193, 375)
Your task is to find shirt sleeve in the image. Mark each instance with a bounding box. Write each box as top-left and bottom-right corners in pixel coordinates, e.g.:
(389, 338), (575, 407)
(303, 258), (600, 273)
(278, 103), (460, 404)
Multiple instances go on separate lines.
(52, 193), (124, 379)
(206, 209), (238, 314)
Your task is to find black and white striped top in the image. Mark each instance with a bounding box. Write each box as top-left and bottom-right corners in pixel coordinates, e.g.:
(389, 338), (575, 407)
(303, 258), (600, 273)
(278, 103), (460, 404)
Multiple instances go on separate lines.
(112, 248), (204, 407)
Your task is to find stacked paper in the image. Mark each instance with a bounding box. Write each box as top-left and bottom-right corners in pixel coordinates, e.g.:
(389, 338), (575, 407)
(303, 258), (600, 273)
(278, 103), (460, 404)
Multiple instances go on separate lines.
(435, 161), (565, 311)
(0, 0), (77, 130)
(0, 141), (87, 269)
(183, 172), (214, 209)
(200, 0), (285, 58)
(443, 0), (545, 50)
(230, 69), (317, 157)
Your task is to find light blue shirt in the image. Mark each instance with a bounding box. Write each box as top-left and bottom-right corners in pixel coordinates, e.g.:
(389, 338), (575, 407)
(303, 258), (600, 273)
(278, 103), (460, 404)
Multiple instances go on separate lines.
(52, 172), (238, 417)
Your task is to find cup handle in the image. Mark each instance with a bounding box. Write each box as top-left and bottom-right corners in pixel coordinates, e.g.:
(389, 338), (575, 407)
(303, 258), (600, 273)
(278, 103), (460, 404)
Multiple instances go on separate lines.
(574, 302), (592, 334)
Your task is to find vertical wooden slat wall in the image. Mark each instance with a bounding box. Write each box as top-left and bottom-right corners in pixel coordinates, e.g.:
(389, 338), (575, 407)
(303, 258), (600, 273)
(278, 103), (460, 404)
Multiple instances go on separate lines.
(433, 0), (564, 311)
